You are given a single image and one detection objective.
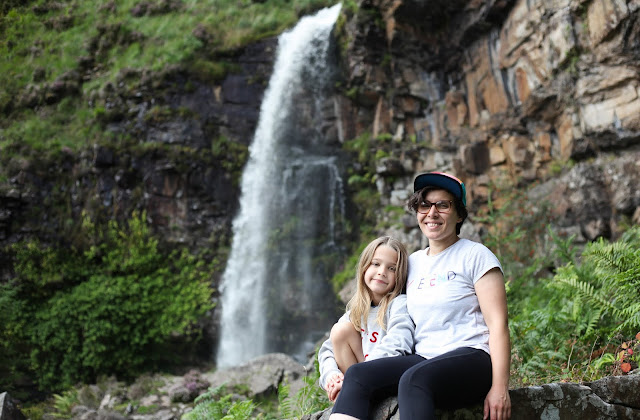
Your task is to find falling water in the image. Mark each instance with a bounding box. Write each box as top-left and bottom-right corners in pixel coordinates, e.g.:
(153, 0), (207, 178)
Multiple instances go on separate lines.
(216, 4), (345, 368)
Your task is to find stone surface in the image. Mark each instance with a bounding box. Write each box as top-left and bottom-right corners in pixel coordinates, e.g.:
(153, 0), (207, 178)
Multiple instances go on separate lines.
(203, 353), (308, 399)
(0, 392), (26, 420)
(302, 375), (640, 420)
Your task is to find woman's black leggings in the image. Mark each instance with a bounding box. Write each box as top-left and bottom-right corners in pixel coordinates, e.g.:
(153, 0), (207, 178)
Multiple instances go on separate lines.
(331, 347), (492, 420)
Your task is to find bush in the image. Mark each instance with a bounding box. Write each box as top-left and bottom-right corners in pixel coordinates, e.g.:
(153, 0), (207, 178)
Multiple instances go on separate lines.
(509, 226), (640, 385)
(1, 211), (214, 393)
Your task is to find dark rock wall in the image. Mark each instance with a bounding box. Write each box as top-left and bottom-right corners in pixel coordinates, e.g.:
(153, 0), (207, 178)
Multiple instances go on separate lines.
(0, 38), (277, 284)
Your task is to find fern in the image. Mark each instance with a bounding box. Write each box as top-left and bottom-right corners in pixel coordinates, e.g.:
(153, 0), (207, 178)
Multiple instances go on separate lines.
(551, 226), (640, 336)
(183, 385), (257, 420)
(278, 382), (292, 419)
(509, 226), (640, 385)
(278, 353), (331, 418)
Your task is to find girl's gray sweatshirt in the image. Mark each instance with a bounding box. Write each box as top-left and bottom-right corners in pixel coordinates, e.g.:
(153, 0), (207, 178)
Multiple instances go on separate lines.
(317, 294), (415, 390)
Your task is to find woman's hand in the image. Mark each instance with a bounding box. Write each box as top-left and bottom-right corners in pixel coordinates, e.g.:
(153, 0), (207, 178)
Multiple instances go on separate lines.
(325, 372), (344, 402)
(484, 384), (511, 420)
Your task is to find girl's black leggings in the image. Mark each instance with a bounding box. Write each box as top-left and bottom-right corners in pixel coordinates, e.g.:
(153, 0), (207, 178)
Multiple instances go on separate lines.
(331, 347), (492, 420)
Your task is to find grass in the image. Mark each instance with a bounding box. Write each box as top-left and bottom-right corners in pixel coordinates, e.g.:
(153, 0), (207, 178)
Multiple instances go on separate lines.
(0, 97), (103, 163)
(1, 0), (337, 96)
(0, 0), (338, 163)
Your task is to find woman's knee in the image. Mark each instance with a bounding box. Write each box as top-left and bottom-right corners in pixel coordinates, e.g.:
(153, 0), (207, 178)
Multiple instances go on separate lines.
(398, 364), (433, 394)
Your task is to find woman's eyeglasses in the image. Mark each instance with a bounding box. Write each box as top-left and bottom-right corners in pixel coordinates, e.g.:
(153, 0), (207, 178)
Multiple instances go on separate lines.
(417, 200), (453, 214)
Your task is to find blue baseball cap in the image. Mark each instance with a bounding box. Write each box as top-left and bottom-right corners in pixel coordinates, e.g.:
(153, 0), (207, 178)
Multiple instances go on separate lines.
(413, 172), (467, 206)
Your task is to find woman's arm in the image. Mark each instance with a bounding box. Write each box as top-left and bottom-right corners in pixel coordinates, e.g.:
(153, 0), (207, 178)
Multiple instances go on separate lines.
(475, 267), (511, 420)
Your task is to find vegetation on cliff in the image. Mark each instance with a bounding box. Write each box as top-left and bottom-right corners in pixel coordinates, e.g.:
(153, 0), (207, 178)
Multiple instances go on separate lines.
(0, 0), (334, 165)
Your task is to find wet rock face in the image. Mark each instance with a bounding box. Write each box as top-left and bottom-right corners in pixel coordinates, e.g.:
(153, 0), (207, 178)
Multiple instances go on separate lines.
(0, 37), (277, 281)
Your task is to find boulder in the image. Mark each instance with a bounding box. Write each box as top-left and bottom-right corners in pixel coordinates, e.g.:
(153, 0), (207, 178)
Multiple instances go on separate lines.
(0, 392), (26, 420)
(204, 353), (308, 399)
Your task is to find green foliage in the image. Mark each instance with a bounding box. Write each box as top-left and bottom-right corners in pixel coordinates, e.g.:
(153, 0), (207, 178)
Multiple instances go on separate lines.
(473, 182), (640, 385)
(374, 149), (389, 160)
(188, 59), (239, 84)
(1, 211), (214, 392)
(0, 100), (103, 162)
(211, 135), (249, 186)
(0, 0), (337, 164)
(553, 228), (640, 335)
(51, 389), (79, 418)
(475, 182), (556, 301)
(1, 0), (336, 96)
(330, 241), (366, 292)
(509, 226), (640, 385)
(375, 132), (393, 142)
(284, 354), (332, 416)
(343, 132), (372, 164)
(185, 354), (330, 419)
(182, 385), (257, 420)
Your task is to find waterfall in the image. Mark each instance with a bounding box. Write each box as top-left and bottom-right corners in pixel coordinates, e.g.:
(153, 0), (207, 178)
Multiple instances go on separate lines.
(216, 3), (344, 368)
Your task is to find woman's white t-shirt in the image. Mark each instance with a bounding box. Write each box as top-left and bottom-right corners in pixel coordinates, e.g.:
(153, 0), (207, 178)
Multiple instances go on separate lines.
(406, 238), (502, 359)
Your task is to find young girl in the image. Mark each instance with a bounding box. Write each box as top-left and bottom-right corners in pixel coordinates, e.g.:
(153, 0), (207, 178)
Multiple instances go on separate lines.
(318, 236), (414, 402)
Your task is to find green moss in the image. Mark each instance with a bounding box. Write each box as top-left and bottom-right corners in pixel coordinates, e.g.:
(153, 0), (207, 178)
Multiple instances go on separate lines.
(136, 404), (159, 414)
(330, 243), (364, 292)
(374, 149), (389, 160)
(343, 132), (371, 164)
(375, 132), (392, 142)
(0, 98), (104, 165)
(187, 59), (239, 84)
(211, 135), (249, 186)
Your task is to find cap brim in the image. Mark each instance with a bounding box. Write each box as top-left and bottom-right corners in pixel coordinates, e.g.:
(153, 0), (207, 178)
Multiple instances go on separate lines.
(413, 172), (466, 206)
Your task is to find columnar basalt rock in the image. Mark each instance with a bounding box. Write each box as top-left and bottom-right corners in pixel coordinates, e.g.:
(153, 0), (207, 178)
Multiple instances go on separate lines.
(335, 0), (640, 251)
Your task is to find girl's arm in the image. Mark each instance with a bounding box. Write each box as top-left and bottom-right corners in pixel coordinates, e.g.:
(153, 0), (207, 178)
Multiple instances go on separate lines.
(366, 295), (415, 361)
(475, 267), (511, 420)
(318, 314), (349, 390)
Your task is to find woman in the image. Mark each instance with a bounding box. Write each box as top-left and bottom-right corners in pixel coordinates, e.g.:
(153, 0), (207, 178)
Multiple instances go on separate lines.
(329, 172), (511, 420)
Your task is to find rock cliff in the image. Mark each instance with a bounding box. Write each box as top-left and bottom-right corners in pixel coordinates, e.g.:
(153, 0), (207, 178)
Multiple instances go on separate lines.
(2, 0), (639, 297)
(332, 0), (640, 252)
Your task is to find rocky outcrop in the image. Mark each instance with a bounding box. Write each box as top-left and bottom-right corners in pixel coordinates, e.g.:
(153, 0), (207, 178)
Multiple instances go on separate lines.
(203, 353), (308, 399)
(335, 0), (640, 251)
(0, 354), (309, 419)
(303, 374), (640, 420)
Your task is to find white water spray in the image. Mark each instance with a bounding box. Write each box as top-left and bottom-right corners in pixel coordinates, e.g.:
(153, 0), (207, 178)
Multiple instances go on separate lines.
(216, 4), (344, 368)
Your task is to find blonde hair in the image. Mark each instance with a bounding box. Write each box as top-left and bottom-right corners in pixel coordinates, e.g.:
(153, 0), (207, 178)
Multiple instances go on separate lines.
(346, 236), (408, 332)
